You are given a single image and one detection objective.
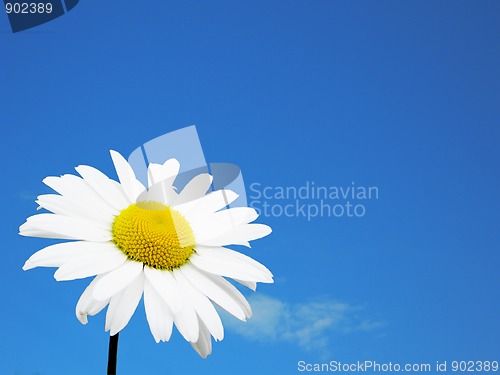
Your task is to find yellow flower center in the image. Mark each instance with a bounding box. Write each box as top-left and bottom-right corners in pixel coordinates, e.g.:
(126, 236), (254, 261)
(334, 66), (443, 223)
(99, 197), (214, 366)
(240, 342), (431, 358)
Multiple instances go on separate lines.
(112, 201), (195, 270)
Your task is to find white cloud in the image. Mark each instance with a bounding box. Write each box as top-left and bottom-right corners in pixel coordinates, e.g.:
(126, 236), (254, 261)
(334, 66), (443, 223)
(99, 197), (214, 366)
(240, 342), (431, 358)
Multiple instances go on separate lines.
(17, 191), (37, 201)
(222, 294), (384, 353)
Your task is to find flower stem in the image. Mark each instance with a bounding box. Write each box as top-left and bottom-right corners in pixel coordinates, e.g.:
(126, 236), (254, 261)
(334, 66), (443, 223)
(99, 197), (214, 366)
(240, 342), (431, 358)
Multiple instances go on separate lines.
(107, 333), (119, 375)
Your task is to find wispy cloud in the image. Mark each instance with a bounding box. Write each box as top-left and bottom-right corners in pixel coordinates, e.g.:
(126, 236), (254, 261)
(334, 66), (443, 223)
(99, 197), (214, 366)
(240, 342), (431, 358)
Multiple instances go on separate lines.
(17, 191), (37, 201)
(223, 294), (384, 354)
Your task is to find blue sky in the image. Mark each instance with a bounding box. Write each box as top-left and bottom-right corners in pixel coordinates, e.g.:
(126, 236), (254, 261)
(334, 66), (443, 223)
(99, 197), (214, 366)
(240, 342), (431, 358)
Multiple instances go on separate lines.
(1, 1), (499, 374)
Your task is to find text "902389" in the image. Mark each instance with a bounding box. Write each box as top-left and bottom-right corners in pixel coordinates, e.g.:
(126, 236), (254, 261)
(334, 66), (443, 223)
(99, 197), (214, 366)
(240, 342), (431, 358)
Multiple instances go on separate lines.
(5, 2), (53, 14)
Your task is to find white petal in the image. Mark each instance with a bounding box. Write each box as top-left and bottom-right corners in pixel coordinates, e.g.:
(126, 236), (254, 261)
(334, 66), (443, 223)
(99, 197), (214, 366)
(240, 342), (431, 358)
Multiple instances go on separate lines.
(173, 295), (199, 343)
(75, 165), (129, 211)
(43, 174), (119, 218)
(23, 240), (123, 272)
(190, 318), (212, 359)
(197, 224), (272, 247)
(191, 208), (259, 243)
(143, 266), (182, 314)
(36, 194), (114, 227)
(110, 150), (146, 203)
(195, 246), (273, 279)
(105, 272), (144, 335)
(137, 180), (178, 206)
(173, 174), (213, 205)
(174, 268), (224, 341)
(54, 246), (127, 281)
(20, 214), (112, 242)
(93, 261), (143, 301)
(144, 278), (174, 343)
(189, 252), (273, 283)
(76, 275), (109, 324)
(23, 241), (106, 270)
(192, 206), (257, 227)
(173, 190), (238, 218)
(202, 271), (253, 319)
(147, 159), (180, 188)
(179, 263), (247, 321)
(234, 279), (257, 291)
(190, 246), (273, 283)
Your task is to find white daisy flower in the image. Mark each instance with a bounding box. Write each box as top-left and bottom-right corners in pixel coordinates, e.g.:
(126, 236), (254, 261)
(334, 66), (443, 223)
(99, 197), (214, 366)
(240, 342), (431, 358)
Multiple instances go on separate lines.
(20, 150), (273, 358)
